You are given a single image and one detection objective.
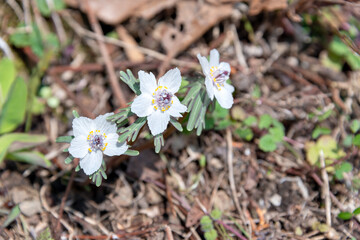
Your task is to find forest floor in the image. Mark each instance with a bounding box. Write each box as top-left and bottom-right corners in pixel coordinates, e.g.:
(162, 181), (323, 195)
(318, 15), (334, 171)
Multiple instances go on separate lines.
(1, 0), (360, 239)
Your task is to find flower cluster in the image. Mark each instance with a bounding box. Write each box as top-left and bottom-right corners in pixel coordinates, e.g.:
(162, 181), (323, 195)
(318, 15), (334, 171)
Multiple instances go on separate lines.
(62, 49), (234, 180)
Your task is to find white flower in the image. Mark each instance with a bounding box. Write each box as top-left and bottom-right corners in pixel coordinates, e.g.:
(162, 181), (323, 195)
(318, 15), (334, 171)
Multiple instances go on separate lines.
(68, 113), (128, 175)
(131, 68), (187, 136)
(197, 49), (234, 109)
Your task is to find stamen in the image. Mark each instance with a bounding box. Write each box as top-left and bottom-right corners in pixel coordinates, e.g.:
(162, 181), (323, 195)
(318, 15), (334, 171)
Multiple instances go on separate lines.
(152, 86), (173, 112)
(87, 129), (107, 152)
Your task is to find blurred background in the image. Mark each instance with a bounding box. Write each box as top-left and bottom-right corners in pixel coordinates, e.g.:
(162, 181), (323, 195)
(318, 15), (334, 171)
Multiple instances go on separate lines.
(0, 0), (360, 239)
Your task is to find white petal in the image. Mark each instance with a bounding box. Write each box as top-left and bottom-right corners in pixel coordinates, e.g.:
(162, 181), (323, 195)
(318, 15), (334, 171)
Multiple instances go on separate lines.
(209, 49), (220, 67)
(68, 135), (89, 158)
(224, 83), (235, 93)
(131, 94), (154, 117)
(138, 71), (157, 95)
(197, 53), (211, 76)
(147, 110), (170, 136)
(167, 96), (187, 118)
(214, 86), (234, 109)
(72, 117), (95, 137)
(103, 133), (128, 156)
(219, 62), (231, 76)
(94, 113), (116, 134)
(205, 76), (215, 100)
(79, 151), (103, 175)
(158, 68), (182, 93)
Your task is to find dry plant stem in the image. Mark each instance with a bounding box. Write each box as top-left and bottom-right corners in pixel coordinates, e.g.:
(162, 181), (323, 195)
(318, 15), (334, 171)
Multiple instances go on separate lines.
(163, 225), (174, 240)
(84, 0), (127, 108)
(56, 158), (79, 233)
(319, 150), (332, 226)
(226, 129), (242, 216)
(51, 75), (95, 118)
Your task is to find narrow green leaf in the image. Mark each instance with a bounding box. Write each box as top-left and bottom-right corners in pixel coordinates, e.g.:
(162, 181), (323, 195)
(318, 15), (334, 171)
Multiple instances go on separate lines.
(119, 70), (141, 95)
(350, 120), (360, 134)
(72, 110), (80, 118)
(187, 90), (205, 131)
(56, 135), (74, 143)
(0, 133), (47, 164)
(7, 151), (51, 167)
(154, 134), (164, 153)
(2, 205), (20, 228)
(312, 126), (331, 139)
(0, 77), (27, 134)
(75, 165), (81, 172)
(124, 149), (139, 156)
(118, 117), (146, 143)
(0, 58), (16, 106)
(170, 117), (183, 132)
(353, 134), (360, 146)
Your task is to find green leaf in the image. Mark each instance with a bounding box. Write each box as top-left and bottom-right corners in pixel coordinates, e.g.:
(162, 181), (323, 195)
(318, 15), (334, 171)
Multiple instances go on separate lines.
(154, 134), (164, 153)
(118, 117), (147, 143)
(186, 87), (205, 131)
(213, 101), (229, 120)
(335, 162), (352, 180)
(36, 227), (54, 240)
(29, 23), (44, 57)
(329, 37), (351, 56)
(312, 126), (331, 139)
(0, 77), (27, 134)
(251, 84), (261, 99)
(353, 207), (360, 215)
(170, 117), (183, 132)
(234, 128), (253, 141)
(119, 70), (141, 95)
(199, 154), (206, 168)
(350, 120), (360, 134)
(7, 150), (51, 167)
(346, 53), (360, 70)
(89, 161), (107, 187)
(343, 135), (353, 147)
(259, 134), (277, 152)
(2, 205), (20, 228)
(338, 211), (353, 220)
(64, 155), (73, 164)
(204, 229), (218, 240)
(124, 149), (139, 156)
(72, 110), (80, 118)
(318, 109), (333, 122)
(353, 134), (360, 146)
(108, 107), (132, 126)
(0, 58), (16, 107)
(56, 135), (74, 143)
(210, 209), (222, 220)
(243, 116), (257, 127)
(0, 133), (47, 164)
(200, 215), (213, 232)
(36, 0), (65, 16)
(259, 114), (272, 129)
(269, 127), (284, 142)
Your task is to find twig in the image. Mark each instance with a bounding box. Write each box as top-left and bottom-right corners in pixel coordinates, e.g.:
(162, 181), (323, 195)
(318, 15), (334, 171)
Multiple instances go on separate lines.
(163, 225), (174, 240)
(6, 0), (24, 22)
(231, 24), (248, 71)
(84, 0), (127, 108)
(226, 128), (242, 215)
(319, 150), (331, 226)
(56, 158), (79, 233)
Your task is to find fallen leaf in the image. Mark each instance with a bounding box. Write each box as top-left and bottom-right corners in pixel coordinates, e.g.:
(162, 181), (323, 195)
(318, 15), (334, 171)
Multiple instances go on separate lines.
(249, 0), (288, 16)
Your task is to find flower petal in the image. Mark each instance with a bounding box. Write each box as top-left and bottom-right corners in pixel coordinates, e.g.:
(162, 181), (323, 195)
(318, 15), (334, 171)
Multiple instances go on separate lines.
(224, 82), (235, 93)
(214, 86), (234, 109)
(147, 110), (170, 136)
(209, 49), (220, 67)
(197, 54), (210, 76)
(103, 133), (128, 156)
(167, 96), (187, 118)
(158, 68), (182, 93)
(79, 150), (103, 175)
(219, 62), (231, 76)
(69, 135), (89, 158)
(205, 76), (215, 100)
(94, 113), (116, 134)
(131, 94), (154, 117)
(72, 117), (95, 137)
(138, 70), (157, 95)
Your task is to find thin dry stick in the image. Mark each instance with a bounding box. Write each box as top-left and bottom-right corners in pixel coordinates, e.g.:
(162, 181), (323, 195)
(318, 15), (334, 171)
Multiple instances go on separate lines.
(319, 150), (332, 226)
(163, 225), (174, 240)
(56, 159), (79, 233)
(84, 0), (127, 108)
(226, 128), (242, 215)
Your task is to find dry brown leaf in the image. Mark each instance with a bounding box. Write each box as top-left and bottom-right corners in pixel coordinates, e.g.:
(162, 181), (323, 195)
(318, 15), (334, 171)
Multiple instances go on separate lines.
(65, 0), (148, 25)
(185, 197), (209, 228)
(116, 26), (145, 62)
(153, 1), (233, 57)
(249, 0), (288, 16)
(134, 0), (177, 19)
